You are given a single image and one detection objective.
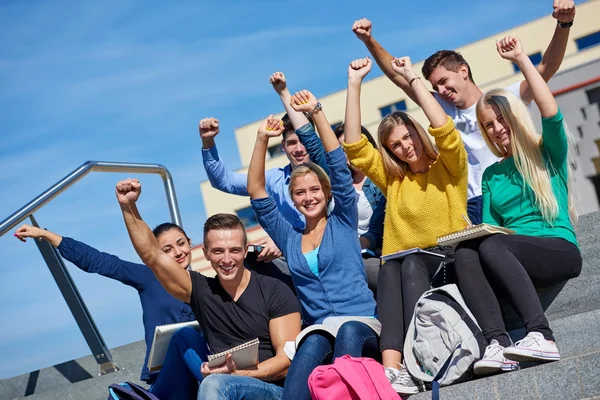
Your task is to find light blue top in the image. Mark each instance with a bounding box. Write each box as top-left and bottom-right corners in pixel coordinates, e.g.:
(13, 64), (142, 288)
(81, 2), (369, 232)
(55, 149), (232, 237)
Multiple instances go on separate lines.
(303, 247), (320, 277)
(251, 147), (377, 325)
(202, 144), (305, 229)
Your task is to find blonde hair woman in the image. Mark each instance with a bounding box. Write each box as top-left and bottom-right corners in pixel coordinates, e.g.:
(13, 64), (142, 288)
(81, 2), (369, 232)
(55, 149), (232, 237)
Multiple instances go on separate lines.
(343, 56), (467, 395)
(453, 36), (582, 376)
(247, 94), (379, 400)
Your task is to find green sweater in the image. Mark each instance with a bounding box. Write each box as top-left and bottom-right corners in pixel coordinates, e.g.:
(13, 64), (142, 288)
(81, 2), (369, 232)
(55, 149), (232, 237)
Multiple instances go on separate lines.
(482, 109), (577, 246)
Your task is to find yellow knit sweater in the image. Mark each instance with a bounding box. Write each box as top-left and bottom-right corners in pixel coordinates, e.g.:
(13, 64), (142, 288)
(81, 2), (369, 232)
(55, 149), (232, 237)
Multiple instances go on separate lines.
(344, 117), (468, 255)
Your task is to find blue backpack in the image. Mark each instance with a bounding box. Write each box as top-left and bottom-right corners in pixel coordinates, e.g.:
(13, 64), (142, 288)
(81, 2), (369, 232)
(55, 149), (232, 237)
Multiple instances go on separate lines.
(107, 382), (159, 400)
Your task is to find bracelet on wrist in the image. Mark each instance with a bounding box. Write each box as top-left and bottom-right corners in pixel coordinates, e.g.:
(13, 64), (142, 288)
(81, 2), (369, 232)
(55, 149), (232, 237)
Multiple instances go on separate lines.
(306, 102), (322, 119)
(409, 77), (421, 86)
(557, 20), (573, 28)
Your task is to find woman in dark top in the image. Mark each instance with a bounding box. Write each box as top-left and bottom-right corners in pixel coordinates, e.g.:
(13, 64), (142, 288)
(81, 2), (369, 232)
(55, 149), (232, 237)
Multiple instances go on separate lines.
(14, 222), (197, 384)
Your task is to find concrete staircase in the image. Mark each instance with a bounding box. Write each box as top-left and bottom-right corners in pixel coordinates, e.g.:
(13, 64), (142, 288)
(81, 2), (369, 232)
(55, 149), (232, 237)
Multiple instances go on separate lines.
(2, 211), (599, 400)
(412, 210), (600, 400)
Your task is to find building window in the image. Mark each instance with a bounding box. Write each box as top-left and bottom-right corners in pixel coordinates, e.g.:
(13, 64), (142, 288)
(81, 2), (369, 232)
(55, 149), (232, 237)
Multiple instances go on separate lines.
(379, 100), (407, 118)
(267, 143), (283, 158)
(575, 31), (600, 51)
(586, 86), (600, 107)
(512, 52), (542, 73)
(236, 206), (259, 228)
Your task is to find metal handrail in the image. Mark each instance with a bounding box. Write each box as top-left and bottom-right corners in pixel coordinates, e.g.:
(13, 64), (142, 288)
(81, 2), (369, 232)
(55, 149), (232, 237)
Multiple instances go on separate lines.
(0, 161), (182, 237)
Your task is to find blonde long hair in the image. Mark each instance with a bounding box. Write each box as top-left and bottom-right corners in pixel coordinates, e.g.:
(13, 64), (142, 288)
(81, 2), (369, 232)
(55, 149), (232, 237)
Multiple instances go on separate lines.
(476, 88), (577, 225)
(377, 111), (439, 179)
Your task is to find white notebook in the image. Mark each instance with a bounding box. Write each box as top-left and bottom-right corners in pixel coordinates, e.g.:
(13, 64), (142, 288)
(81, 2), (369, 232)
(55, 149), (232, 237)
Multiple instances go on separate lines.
(437, 224), (515, 246)
(148, 321), (201, 372)
(207, 338), (260, 369)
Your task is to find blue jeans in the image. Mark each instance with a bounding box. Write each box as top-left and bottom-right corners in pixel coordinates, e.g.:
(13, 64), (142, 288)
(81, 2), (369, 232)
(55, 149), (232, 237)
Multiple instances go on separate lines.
(197, 374), (283, 400)
(150, 326), (209, 400)
(467, 195), (483, 225)
(282, 321), (379, 400)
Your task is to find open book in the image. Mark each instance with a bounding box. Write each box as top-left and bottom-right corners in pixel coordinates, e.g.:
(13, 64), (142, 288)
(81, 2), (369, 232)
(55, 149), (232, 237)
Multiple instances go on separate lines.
(283, 316), (381, 360)
(148, 321), (201, 372)
(437, 224), (515, 246)
(207, 338), (260, 369)
(380, 248), (447, 263)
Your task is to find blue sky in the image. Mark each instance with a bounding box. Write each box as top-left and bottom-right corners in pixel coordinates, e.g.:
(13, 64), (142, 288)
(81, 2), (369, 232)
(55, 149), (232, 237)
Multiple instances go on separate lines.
(0, 0), (587, 379)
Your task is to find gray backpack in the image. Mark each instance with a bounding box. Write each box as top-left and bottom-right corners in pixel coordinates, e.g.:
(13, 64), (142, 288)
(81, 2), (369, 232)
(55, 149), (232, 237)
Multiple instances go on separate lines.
(404, 284), (487, 397)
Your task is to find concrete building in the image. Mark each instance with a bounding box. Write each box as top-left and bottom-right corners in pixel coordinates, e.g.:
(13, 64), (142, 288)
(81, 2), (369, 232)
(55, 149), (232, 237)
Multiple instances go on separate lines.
(195, 0), (600, 273)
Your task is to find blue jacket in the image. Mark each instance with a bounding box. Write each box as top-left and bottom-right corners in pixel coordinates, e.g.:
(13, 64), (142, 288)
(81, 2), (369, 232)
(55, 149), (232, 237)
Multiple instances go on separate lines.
(251, 147), (377, 325)
(57, 237), (195, 383)
(295, 123), (385, 251)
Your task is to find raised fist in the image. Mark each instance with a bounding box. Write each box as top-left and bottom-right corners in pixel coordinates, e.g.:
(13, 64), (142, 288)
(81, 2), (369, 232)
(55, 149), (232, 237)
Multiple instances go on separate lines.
(348, 57), (372, 82)
(552, 0), (575, 23)
(290, 90), (318, 113)
(257, 115), (285, 139)
(496, 36), (524, 62)
(199, 118), (220, 140)
(116, 178), (142, 206)
(14, 224), (45, 242)
(352, 18), (372, 43)
(269, 72), (287, 94)
(390, 56), (417, 82)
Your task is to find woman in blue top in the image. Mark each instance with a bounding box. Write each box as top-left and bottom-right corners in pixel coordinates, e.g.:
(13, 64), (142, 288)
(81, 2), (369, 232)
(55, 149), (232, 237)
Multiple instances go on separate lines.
(14, 223), (201, 390)
(248, 91), (379, 400)
(453, 36), (582, 376)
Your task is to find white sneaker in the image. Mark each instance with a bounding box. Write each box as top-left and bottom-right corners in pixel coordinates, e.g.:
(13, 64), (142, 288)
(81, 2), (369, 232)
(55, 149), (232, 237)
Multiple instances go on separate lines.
(474, 339), (519, 375)
(503, 332), (560, 362)
(385, 365), (426, 395)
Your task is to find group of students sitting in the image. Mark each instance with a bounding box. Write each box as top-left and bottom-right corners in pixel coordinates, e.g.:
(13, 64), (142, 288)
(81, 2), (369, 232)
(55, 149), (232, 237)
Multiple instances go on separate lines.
(14, 4), (584, 399)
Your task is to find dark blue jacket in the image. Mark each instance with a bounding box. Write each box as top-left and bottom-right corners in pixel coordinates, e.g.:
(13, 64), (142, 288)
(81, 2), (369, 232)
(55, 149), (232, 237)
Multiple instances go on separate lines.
(58, 237), (195, 382)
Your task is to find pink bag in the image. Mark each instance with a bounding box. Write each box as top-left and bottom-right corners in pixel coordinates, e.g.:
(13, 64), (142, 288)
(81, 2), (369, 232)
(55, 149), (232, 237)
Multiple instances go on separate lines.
(308, 355), (400, 400)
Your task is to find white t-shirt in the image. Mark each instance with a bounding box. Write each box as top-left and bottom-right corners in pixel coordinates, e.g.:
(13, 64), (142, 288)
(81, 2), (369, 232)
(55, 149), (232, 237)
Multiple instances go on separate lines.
(433, 81), (523, 199)
(356, 190), (373, 236)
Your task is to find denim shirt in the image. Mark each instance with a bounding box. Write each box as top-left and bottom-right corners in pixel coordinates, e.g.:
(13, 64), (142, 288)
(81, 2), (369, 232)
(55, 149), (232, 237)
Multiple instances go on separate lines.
(202, 144), (305, 229)
(295, 123), (385, 251)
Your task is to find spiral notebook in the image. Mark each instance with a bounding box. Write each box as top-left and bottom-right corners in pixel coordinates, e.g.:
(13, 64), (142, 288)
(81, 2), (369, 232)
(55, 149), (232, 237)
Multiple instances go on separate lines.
(437, 224), (515, 246)
(148, 320), (201, 372)
(207, 338), (260, 369)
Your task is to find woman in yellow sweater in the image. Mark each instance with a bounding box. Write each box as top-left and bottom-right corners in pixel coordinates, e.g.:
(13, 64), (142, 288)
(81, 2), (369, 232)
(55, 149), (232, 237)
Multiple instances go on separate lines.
(343, 56), (468, 395)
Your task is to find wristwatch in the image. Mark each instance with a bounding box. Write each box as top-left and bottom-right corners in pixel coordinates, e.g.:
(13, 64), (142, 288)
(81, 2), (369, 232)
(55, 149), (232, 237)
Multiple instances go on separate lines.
(306, 102), (322, 119)
(558, 20), (574, 28)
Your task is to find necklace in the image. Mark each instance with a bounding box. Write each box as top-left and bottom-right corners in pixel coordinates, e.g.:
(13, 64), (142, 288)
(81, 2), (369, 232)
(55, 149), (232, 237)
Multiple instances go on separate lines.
(305, 220), (325, 250)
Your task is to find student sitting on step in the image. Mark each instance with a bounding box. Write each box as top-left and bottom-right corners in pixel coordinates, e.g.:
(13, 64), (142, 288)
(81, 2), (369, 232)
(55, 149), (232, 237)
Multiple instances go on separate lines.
(248, 103), (379, 400)
(343, 55), (467, 395)
(14, 222), (197, 385)
(115, 179), (301, 400)
(453, 36), (582, 376)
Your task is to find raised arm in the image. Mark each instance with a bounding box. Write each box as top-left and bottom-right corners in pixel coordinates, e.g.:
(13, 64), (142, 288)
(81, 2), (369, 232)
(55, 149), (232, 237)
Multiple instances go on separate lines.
(390, 56), (448, 128)
(116, 178), (191, 302)
(270, 72), (328, 173)
(345, 57), (372, 145)
(519, 0), (575, 103)
(498, 37), (558, 118)
(200, 118), (250, 196)
(289, 90), (338, 152)
(247, 116), (286, 200)
(352, 18), (419, 105)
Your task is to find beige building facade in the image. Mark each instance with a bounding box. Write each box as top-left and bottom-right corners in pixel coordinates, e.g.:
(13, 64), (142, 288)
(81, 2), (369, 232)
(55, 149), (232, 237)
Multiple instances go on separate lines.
(194, 0), (600, 274)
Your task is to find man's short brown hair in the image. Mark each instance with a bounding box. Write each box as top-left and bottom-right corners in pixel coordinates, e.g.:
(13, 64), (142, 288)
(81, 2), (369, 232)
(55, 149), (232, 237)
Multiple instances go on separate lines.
(203, 213), (247, 248)
(422, 50), (475, 83)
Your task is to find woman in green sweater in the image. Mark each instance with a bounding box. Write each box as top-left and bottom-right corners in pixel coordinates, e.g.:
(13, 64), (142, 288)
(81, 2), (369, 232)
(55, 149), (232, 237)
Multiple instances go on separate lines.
(454, 36), (582, 376)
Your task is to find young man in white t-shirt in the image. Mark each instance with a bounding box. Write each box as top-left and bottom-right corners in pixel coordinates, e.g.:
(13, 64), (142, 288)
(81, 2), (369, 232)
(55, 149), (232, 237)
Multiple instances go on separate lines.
(352, 0), (576, 223)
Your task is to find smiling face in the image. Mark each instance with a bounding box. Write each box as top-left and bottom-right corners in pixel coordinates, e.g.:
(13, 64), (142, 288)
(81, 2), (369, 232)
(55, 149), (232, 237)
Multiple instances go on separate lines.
(479, 103), (512, 150)
(282, 132), (310, 168)
(157, 229), (192, 268)
(428, 65), (470, 108)
(291, 171), (328, 221)
(202, 228), (247, 283)
(385, 124), (423, 164)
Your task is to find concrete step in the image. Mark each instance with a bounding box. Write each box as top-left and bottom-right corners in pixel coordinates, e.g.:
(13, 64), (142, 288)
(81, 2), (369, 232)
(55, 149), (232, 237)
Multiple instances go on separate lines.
(411, 308), (600, 400)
